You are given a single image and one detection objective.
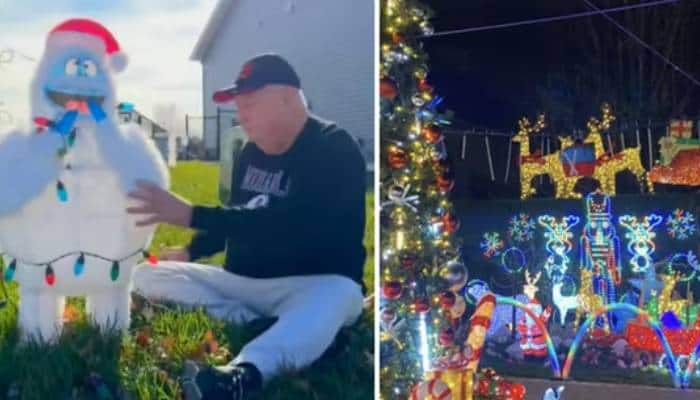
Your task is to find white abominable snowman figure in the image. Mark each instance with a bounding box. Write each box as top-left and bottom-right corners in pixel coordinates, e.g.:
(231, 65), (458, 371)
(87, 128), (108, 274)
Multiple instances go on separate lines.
(0, 19), (168, 341)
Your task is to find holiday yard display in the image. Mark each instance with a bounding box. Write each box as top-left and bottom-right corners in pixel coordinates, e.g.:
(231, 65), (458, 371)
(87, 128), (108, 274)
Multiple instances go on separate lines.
(513, 104), (653, 199)
(0, 18), (168, 341)
(649, 119), (700, 186)
(464, 188), (700, 389)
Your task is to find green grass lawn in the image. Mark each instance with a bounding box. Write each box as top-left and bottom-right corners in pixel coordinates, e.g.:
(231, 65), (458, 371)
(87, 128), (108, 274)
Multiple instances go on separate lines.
(0, 161), (374, 399)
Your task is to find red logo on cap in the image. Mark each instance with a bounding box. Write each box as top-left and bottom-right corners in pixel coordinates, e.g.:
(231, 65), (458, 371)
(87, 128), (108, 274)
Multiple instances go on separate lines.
(239, 62), (254, 80)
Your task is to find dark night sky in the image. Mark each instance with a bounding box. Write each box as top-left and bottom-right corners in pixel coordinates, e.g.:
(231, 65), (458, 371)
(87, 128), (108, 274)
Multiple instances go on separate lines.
(422, 0), (700, 130)
(419, 0), (700, 199)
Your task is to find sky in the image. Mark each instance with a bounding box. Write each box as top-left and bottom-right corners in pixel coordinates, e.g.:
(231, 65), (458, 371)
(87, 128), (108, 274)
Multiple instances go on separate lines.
(0, 0), (218, 133)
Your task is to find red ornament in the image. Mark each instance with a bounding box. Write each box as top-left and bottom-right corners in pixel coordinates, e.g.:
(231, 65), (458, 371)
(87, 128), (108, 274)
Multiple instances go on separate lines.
(438, 327), (454, 345)
(399, 251), (418, 269)
(391, 32), (404, 45)
(33, 116), (51, 133)
(45, 265), (55, 286)
(436, 174), (454, 193)
(422, 124), (443, 144)
(413, 297), (430, 313)
(442, 213), (460, 233)
(439, 291), (456, 309)
(380, 77), (399, 100)
(387, 146), (408, 169)
(432, 158), (451, 175)
(143, 251), (158, 265)
(382, 281), (403, 300)
(417, 79), (433, 93)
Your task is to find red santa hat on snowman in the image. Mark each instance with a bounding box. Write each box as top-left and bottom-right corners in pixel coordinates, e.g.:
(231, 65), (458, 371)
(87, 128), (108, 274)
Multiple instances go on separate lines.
(45, 18), (128, 73)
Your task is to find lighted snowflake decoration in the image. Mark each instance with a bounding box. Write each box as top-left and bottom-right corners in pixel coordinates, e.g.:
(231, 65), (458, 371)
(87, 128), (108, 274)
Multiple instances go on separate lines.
(666, 209), (696, 240)
(480, 232), (504, 258)
(508, 213), (536, 242)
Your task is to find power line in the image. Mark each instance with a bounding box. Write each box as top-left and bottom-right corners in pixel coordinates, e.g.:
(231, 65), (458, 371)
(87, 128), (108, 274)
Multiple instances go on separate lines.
(582, 0), (700, 88)
(419, 0), (679, 39)
(0, 47), (36, 64)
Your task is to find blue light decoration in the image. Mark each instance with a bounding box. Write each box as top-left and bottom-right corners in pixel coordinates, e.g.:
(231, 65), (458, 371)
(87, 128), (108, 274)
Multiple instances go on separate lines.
(56, 181), (68, 202)
(538, 215), (580, 283)
(73, 253), (85, 276)
(500, 247), (526, 274)
(580, 191), (621, 330)
(618, 214), (663, 274)
(666, 209), (696, 240)
(508, 213), (536, 243)
(480, 232), (504, 258)
(660, 310), (684, 331)
(465, 279), (490, 305)
(666, 251), (700, 283)
(417, 96), (450, 125)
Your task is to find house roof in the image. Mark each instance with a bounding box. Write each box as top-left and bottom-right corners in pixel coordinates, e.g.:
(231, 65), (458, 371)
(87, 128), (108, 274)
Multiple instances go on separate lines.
(190, 0), (236, 62)
(118, 109), (168, 134)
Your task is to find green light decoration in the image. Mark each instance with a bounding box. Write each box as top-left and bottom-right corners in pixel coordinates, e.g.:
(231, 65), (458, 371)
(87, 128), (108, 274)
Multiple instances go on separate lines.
(110, 261), (120, 281)
(538, 215), (579, 282)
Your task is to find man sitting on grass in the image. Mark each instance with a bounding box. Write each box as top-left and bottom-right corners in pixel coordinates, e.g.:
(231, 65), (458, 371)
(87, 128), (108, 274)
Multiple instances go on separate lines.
(127, 53), (367, 400)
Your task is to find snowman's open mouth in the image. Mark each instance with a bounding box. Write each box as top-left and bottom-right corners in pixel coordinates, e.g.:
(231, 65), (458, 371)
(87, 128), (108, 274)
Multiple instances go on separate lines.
(46, 89), (105, 110)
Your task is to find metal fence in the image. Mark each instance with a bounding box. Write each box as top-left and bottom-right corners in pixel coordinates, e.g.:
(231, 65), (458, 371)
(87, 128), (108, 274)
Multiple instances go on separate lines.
(184, 108), (237, 161)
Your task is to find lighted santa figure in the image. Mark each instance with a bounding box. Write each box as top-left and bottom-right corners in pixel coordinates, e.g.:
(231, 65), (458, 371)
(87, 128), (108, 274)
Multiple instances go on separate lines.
(517, 270), (552, 358)
(0, 18), (168, 341)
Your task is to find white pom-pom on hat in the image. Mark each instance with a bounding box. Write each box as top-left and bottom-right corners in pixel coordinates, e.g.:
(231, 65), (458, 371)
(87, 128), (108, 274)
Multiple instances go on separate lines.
(46, 18), (128, 73)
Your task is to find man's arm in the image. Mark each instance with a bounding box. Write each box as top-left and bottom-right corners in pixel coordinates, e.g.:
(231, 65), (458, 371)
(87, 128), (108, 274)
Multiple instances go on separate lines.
(187, 231), (227, 260)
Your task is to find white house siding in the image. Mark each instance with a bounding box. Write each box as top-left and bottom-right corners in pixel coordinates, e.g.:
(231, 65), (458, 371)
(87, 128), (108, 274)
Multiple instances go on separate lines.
(198, 0), (374, 164)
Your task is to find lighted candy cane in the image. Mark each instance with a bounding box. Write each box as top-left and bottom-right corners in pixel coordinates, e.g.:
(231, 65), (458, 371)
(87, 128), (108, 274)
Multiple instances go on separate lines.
(465, 293), (496, 371)
(618, 214), (663, 274)
(410, 378), (451, 400)
(380, 183), (419, 212)
(538, 215), (580, 282)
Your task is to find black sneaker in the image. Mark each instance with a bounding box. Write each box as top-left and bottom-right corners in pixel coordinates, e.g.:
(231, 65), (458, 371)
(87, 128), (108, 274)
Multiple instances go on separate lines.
(181, 360), (262, 400)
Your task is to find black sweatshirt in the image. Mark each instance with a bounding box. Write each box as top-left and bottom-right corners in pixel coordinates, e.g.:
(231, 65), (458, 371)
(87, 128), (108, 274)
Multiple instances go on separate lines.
(187, 115), (367, 287)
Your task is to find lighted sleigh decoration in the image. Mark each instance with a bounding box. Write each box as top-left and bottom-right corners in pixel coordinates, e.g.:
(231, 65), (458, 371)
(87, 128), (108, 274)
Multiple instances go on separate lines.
(513, 104), (653, 199)
(648, 120), (700, 186)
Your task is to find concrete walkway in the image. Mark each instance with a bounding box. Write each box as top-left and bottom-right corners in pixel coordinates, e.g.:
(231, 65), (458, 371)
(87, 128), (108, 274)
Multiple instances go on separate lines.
(518, 377), (700, 400)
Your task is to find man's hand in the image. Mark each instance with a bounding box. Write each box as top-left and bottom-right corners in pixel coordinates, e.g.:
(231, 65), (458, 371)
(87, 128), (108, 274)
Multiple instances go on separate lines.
(159, 247), (191, 262)
(126, 180), (193, 227)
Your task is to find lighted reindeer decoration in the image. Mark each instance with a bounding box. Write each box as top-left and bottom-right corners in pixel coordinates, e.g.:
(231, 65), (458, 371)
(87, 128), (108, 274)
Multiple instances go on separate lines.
(561, 104), (652, 196)
(512, 114), (567, 199)
(575, 268), (607, 330)
(657, 272), (689, 320)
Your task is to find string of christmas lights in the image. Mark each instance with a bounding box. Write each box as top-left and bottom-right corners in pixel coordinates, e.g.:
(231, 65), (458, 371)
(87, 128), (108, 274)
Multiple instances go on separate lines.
(1, 249), (157, 286)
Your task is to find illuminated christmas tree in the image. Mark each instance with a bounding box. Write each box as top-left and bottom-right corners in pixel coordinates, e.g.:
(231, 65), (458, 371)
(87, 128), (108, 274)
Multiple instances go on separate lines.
(379, 1), (465, 398)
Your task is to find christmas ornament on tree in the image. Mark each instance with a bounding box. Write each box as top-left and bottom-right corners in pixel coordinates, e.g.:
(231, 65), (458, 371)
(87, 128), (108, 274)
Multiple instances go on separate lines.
(380, 1), (465, 397)
(380, 76), (399, 100)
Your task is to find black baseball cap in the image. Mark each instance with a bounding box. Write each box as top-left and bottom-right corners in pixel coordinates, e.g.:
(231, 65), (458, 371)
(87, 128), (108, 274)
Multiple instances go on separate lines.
(213, 53), (301, 104)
